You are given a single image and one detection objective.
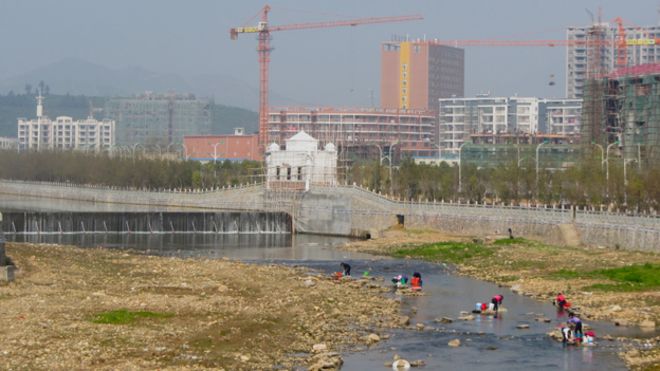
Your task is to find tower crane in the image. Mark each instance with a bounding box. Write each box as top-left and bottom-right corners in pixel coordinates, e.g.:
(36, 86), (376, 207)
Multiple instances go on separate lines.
(230, 5), (423, 154)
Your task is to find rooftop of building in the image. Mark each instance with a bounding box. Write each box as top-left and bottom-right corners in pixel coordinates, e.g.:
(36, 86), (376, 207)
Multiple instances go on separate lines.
(605, 63), (660, 79)
(271, 106), (435, 116)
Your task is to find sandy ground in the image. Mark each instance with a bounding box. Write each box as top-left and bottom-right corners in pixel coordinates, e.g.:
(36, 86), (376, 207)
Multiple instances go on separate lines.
(344, 228), (660, 370)
(0, 243), (402, 370)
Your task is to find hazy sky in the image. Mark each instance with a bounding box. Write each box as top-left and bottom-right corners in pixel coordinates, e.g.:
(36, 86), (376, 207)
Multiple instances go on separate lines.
(1, 0), (659, 107)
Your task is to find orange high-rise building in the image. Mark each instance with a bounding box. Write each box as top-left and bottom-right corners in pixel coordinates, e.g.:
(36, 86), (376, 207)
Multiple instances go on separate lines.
(381, 40), (464, 111)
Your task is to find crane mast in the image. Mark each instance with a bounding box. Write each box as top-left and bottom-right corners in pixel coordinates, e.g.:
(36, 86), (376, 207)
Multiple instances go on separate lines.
(230, 5), (423, 155)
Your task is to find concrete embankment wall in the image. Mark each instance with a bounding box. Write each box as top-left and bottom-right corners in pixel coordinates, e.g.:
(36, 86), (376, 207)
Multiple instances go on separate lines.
(0, 211), (291, 234)
(331, 187), (660, 252)
(0, 181), (266, 211)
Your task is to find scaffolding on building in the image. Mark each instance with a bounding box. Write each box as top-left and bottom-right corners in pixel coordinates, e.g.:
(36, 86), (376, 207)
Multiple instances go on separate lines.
(582, 62), (660, 166)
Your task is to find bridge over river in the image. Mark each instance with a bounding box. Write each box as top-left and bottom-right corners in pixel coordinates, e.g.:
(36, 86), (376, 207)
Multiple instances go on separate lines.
(1, 179), (659, 252)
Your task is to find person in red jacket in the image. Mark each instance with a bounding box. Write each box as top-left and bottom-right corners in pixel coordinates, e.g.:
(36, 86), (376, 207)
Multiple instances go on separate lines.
(410, 272), (423, 291)
(555, 292), (568, 309)
(491, 294), (504, 317)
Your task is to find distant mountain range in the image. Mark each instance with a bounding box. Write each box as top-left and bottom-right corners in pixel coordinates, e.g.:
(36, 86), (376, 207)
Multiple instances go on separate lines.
(0, 58), (304, 109)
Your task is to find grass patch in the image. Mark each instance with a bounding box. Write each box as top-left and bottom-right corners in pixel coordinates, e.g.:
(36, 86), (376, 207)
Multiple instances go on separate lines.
(392, 241), (494, 264)
(493, 237), (528, 245)
(550, 263), (660, 292)
(92, 309), (173, 325)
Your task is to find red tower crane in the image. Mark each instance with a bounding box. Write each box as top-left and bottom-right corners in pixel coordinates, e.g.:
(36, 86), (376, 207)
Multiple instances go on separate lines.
(614, 17), (627, 69)
(230, 5), (423, 154)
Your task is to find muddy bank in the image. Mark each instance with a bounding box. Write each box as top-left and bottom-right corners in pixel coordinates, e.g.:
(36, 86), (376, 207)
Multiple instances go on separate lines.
(344, 228), (660, 370)
(0, 243), (401, 370)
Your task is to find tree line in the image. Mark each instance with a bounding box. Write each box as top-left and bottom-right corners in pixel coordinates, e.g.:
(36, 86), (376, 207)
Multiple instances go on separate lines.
(348, 154), (660, 213)
(0, 150), (262, 189)
(2, 149), (659, 213)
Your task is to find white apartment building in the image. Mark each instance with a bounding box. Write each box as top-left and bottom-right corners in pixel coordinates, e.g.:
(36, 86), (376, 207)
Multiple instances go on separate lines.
(18, 95), (115, 151)
(437, 97), (507, 153)
(566, 23), (660, 98)
(542, 99), (582, 135)
(0, 137), (17, 150)
(438, 96), (581, 153)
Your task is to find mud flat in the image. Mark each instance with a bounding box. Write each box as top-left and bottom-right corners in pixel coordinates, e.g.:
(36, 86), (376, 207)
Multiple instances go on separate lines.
(344, 228), (660, 370)
(0, 243), (401, 370)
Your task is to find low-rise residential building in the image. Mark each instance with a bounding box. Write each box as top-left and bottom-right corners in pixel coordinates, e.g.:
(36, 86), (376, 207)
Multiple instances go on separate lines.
(17, 95), (114, 151)
(183, 128), (260, 162)
(268, 107), (436, 158)
(0, 137), (17, 150)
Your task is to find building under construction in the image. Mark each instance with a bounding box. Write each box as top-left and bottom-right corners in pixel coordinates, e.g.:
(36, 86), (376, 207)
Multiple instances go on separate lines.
(268, 107), (435, 159)
(582, 63), (660, 165)
(105, 92), (212, 146)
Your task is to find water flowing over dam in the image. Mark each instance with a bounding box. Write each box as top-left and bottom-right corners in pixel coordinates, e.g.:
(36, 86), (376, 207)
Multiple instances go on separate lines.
(0, 211), (292, 235)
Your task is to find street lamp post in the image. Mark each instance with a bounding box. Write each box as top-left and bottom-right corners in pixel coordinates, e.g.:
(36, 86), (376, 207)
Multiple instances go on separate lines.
(535, 142), (547, 192)
(592, 143), (604, 171)
(435, 144), (442, 165)
(182, 144), (189, 161)
(458, 142), (468, 193)
(387, 142), (399, 195)
(623, 158), (635, 206)
(212, 142), (222, 163)
(604, 142), (617, 198)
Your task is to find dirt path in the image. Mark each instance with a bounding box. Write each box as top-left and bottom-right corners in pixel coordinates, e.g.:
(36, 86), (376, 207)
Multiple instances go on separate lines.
(344, 228), (660, 370)
(0, 243), (401, 370)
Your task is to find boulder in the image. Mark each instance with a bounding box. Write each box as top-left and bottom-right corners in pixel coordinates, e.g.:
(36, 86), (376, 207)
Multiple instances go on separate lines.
(365, 333), (380, 345)
(391, 359), (411, 370)
(415, 323), (425, 331)
(304, 279), (316, 287)
(639, 320), (656, 330)
(312, 343), (328, 353)
(239, 354), (250, 362)
(410, 359), (426, 367)
(458, 314), (475, 321)
(398, 316), (411, 326)
(448, 339), (461, 347)
(435, 317), (453, 324)
(614, 319), (628, 327)
(309, 352), (343, 371)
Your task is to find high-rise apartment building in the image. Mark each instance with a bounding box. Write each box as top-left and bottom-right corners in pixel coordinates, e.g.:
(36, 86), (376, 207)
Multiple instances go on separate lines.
(381, 40), (464, 111)
(17, 95), (115, 151)
(566, 23), (660, 98)
(105, 93), (212, 146)
(438, 96), (581, 153)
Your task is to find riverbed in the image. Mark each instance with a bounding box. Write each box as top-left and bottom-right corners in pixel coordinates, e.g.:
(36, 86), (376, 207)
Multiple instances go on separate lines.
(7, 232), (637, 370)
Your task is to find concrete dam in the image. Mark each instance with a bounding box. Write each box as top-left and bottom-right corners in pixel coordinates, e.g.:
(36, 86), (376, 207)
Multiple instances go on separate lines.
(0, 211), (292, 235)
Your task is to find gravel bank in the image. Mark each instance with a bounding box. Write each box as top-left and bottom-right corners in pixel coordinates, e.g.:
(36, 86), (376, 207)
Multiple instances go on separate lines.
(0, 243), (401, 370)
